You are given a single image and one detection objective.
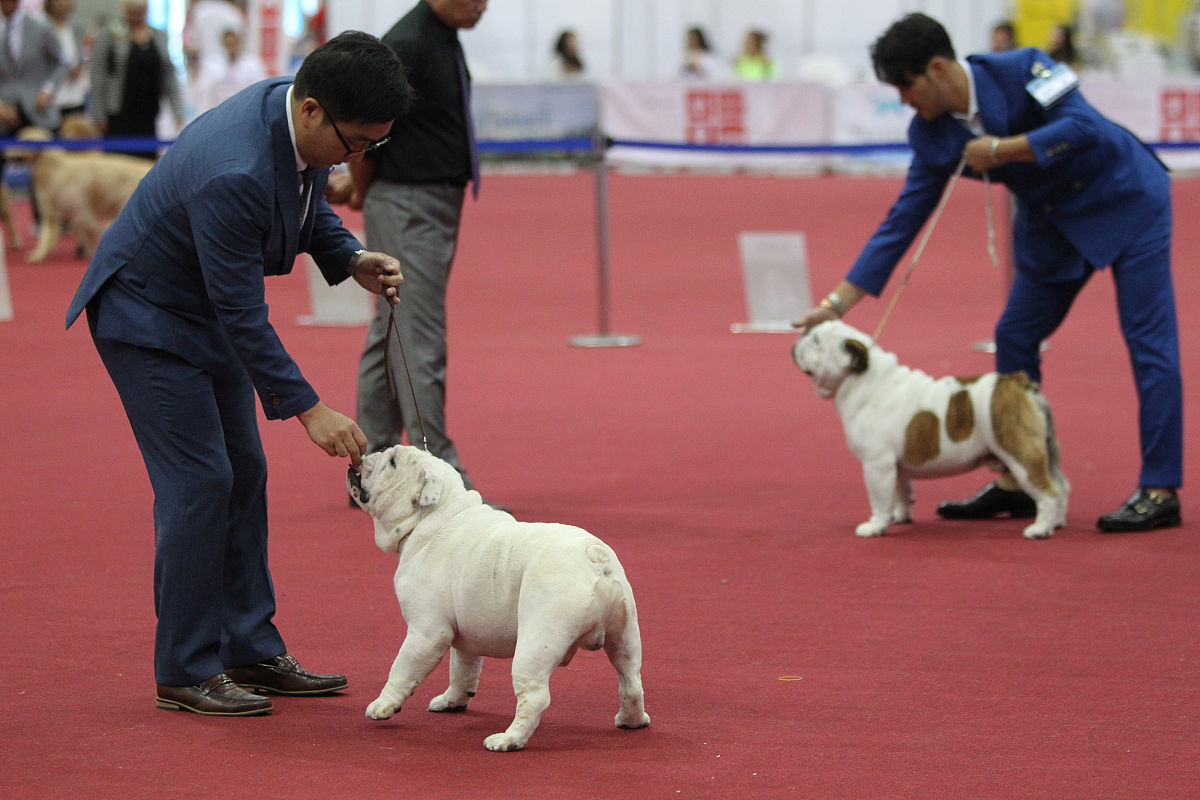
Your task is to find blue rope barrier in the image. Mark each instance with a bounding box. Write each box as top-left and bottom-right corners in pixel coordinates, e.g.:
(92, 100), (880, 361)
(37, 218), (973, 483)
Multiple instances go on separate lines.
(478, 136), (594, 154)
(607, 139), (913, 154)
(608, 138), (1200, 153)
(3, 135), (1199, 156)
(0, 136), (164, 151)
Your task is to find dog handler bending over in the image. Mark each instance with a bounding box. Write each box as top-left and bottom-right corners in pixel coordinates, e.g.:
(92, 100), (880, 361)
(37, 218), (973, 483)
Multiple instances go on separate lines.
(65, 33), (412, 715)
(794, 13), (1182, 533)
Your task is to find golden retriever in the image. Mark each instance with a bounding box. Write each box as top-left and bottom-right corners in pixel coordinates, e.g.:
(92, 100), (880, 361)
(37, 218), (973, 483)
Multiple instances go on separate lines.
(9, 121), (152, 262)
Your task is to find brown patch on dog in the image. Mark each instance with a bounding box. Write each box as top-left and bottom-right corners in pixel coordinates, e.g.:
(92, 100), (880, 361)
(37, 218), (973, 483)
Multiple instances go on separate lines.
(991, 373), (1053, 493)
(944, 389), (975, 442)
(904, 410), (940, 466)
(954, 374), (985, 384)
(844, 339), (869, 374)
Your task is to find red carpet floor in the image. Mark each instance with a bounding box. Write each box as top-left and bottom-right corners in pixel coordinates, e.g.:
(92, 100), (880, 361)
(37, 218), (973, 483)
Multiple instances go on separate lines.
(2, 172), (1197, 799)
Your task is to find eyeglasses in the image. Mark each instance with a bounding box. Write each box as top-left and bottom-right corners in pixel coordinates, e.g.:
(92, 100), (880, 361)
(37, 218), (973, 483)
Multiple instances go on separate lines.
(323, 106), (390, 155)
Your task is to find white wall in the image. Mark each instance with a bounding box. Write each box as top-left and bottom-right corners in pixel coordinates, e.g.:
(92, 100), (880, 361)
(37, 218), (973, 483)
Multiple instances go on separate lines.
(328, 0), (1012, 82)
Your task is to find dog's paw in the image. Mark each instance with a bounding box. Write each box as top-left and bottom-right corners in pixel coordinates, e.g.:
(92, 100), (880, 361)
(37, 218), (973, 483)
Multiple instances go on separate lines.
(365, 697), (400, 719)
(1022, 522), (1054, 540)
(855, 519), (888, 537)
(483, 732), (527, 752)
(428, 691), (471, 713)
(615, 710), (650, 729)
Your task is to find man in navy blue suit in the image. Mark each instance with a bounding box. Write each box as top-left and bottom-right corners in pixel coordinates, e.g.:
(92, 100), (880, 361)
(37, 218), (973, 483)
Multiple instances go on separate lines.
(66, 32), (414, 715)
(797, 13), (1182, 533)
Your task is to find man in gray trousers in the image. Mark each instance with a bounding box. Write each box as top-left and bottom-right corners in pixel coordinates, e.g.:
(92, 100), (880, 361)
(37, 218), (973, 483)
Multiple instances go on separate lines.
(333, 0), (488, 497)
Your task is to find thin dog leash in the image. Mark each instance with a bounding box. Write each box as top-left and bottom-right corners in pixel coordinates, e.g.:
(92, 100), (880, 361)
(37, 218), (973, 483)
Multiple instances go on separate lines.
(384, 300), (430, 452)
(870, 153), (998, 345)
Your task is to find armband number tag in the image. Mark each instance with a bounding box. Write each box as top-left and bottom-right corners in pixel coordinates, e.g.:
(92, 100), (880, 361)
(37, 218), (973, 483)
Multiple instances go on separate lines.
(1025, 62), (1079, 109)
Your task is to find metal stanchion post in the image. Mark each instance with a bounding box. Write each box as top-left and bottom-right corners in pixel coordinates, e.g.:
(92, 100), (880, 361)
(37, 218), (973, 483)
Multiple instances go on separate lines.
(569, 129), (641, 348)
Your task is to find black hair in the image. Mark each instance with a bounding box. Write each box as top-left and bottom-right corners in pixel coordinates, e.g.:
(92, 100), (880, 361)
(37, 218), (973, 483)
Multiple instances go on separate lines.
(554, 29), (583, 72)
(1049, 24), (1077, 65)
(293, 30), (413, 123)
(687, 26), (711, 53)
(870, 13), (956, 88)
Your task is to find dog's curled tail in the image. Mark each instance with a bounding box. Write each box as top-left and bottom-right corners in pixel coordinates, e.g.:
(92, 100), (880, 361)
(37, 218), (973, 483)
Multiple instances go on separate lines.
(581, 544), (627, 653)
(1033, 383), (1069, 492)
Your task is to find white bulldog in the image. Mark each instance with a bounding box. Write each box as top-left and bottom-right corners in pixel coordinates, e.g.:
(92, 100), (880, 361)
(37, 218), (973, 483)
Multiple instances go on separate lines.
(347, 445), (650, 751)
(793, 320), (1069, 539)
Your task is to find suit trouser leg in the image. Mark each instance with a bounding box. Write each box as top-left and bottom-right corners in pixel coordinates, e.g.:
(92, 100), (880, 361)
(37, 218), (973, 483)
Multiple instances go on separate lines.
(357, 181), (472, 488)
(92, 336), (285, 685)
(1109, 213), (1183, 489)
(994, 269), (1087, 385)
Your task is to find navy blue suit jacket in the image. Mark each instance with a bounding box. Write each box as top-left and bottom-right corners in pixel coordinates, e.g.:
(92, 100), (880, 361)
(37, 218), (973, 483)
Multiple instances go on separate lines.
(847, 48), (1170, 293)
(66, 78), (361, 420)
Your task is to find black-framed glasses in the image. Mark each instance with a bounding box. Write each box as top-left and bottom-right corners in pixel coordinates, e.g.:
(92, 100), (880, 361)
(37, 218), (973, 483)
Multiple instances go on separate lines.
(324, 106), (390, 155)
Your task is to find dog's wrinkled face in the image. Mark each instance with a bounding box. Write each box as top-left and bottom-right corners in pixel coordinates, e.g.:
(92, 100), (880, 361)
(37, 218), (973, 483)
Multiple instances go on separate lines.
(792, 320), (871, 399)
(347, 444), (466, 552)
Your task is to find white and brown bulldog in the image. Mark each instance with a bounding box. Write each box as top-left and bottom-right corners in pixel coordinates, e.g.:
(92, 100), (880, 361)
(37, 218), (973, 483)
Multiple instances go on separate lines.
(792, 320), (1069, 539)
(347, 445), (650, 751)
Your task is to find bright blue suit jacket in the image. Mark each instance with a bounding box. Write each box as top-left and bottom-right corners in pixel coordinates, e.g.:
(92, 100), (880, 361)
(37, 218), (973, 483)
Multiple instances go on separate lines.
(66, 78), (361, 420)
(847, 48), (1169, 293)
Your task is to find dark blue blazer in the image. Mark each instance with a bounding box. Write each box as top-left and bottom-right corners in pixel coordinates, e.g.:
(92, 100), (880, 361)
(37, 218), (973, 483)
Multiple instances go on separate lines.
(66, 78), (361, 420)
(847, 48), (1170, 293)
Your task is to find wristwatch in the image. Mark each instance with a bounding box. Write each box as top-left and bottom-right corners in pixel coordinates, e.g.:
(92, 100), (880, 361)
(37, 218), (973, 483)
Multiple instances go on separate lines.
(348, 248), (367, 275)
(818, 292), (846, 316)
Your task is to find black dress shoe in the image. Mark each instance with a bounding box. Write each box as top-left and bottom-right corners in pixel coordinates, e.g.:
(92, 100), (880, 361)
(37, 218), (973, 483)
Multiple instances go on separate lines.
(936, 482), (1037, 519)
(156, 674), (272, 716)
(225, 654), (348, 696)
(1097, 489), (1181, 533)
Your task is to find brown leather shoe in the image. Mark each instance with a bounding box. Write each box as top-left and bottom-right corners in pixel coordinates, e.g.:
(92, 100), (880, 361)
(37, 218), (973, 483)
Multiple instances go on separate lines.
(156, 674), (273, 716)
(225, 654), (348, 696)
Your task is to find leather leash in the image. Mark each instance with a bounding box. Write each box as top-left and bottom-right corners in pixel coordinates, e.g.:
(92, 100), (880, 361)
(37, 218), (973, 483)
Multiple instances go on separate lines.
(384, 301), (430, 451)
(870, 153), (998, 346)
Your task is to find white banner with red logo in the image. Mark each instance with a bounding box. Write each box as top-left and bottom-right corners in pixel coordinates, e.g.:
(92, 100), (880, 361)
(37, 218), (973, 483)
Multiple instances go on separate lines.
(598, 79), (1200, 171)
(601, 82), (830, 171)
(247, 0), (288, 77)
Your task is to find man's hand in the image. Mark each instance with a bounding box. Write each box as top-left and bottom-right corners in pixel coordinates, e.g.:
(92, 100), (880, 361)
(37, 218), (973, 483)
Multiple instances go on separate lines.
(792, 305), (840, 332)
(325, 171), (355, 205)
(964, 135), (999, 173)
(351, 250), (403, 305)
(964, 133), (1033, 173)
(297, 401), (368, 465)
(330, 162), (371, 210)
(0, 102), (19, 129)
(792, 281), (864, 331)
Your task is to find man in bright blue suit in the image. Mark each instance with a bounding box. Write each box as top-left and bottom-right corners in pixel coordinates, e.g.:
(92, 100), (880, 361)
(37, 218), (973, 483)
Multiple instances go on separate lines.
(66, 32), (414, 715)
(797, 13), (1182, 533)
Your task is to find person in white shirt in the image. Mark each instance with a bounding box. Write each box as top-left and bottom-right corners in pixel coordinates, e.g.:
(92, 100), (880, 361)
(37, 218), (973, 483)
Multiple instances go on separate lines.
(183, 0), (246, 80)
(45, 0), (87, 119)
(193, 27), (266, 115)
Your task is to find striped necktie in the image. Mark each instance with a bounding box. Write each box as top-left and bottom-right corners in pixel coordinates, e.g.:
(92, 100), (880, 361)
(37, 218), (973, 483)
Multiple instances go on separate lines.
(298, 167), (314, 225)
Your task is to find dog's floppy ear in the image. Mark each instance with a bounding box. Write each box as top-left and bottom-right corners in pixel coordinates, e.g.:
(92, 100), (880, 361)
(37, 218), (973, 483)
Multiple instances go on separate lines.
(843, 338), (869, 374)
(417, 468), (444, 508)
